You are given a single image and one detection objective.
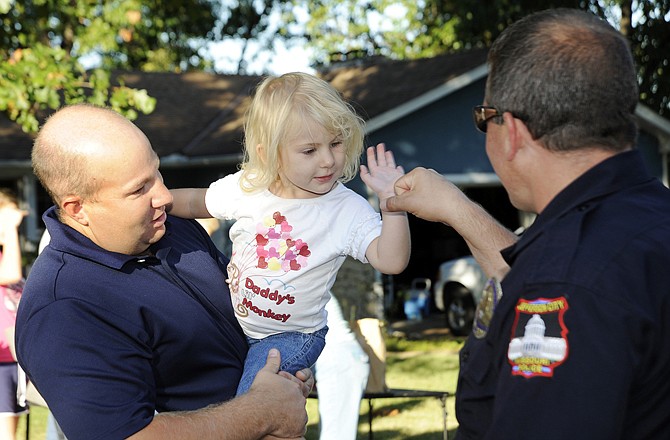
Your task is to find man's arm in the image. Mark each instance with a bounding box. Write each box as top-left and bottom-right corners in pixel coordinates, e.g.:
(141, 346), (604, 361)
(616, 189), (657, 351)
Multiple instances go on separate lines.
(129, 349), (311, 440)
(386, 167), (517, 280)
(17, 265), (312, 440)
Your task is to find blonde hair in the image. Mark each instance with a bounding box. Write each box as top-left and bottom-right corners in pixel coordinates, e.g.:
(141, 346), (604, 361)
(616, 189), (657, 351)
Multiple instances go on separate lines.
(240, 72), (365, 191)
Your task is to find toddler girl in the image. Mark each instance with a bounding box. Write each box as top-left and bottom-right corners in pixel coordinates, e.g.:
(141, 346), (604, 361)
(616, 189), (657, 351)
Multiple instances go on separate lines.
(170, 72), (410, 394)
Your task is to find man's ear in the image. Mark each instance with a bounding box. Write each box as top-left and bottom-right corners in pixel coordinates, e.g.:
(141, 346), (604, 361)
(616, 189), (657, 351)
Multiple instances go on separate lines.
(61, 196), (89, 226)
(503, 112), (533, 161)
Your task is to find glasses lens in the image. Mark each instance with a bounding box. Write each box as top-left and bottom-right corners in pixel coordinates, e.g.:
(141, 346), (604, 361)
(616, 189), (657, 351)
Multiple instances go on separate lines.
(473, 106), (500, 133)
(473, 106), (488, 133)
(476, 114), (487, 133)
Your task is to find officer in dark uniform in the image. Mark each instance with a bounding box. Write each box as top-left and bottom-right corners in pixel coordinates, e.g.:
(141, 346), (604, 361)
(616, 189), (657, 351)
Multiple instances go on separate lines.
(386, 8), (670, 440)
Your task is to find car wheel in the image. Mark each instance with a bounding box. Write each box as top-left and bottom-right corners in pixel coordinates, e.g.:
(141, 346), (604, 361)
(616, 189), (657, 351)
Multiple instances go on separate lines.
(444, 285), (476, 336)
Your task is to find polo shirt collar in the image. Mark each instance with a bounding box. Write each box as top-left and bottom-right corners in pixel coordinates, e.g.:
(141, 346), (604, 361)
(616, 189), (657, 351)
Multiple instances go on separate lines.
(43, 206), (164, 270)
(501, 149), (655, 265)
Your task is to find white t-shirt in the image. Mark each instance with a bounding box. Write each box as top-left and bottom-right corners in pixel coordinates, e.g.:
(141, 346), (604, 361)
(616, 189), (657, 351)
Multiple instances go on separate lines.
(205, 171), (382, 339)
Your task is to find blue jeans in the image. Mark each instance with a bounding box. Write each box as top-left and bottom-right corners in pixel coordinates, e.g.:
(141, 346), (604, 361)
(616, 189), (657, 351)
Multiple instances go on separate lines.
(236, 326), (328, 395)
(46, 412), (68, 440)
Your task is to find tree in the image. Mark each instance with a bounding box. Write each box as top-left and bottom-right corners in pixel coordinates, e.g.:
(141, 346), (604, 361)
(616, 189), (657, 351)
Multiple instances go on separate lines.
(0, 0), (302, 132)
(300, 0), (434, 65)
(629, 0), (670, 119)
(299, 0), (587, 65)
(218, 0), (299, 74)
(1, 0), (219, 132)
(299, 0), (670, 120)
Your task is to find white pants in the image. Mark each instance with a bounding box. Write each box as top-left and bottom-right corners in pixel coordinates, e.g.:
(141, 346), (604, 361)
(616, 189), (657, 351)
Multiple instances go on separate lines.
(315, 295), (370, 440)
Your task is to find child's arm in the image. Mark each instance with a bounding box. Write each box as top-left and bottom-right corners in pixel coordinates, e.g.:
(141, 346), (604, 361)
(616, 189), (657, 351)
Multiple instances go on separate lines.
(359, 143), (411, 274)
(168, 188), (211, 219)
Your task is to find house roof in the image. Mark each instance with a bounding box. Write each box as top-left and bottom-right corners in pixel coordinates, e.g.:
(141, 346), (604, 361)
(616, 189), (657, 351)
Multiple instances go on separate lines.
(3, 47), (667, 172)
(319, 50), (489, 122)
(0, 115), (34, 163)
(0, 49), (489, 169)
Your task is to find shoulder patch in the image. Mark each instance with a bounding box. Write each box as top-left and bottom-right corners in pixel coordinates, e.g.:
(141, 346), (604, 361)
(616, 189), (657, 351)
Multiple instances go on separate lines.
(507, 297), (569, 378)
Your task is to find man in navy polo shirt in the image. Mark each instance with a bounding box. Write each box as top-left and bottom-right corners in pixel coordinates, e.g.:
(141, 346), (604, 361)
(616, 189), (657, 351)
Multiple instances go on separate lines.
(386, 8), (670, 440)
(16, 104), (312, 440)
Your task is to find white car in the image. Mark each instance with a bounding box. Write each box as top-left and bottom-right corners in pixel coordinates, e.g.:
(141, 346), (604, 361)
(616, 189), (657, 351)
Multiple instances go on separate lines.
(433, 256), (488, 336)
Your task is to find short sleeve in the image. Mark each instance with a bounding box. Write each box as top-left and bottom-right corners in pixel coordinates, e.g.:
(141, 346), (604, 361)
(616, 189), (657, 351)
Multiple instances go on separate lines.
(343, 205), (382, 263)
(205, 171), (244, 220)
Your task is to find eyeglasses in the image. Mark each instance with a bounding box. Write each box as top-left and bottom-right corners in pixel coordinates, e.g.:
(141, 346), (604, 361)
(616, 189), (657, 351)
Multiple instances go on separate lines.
(473, 105), (503, 133)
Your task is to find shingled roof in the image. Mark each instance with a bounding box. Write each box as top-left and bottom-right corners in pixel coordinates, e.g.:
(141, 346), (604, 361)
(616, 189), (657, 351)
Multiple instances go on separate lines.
(0, 49), (489, 167)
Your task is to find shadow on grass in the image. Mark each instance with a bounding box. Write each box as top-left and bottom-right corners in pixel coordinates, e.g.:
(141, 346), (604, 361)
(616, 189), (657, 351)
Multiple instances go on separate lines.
(366, 396), (436, 418)
(306, 329), (461, 440)
(354, 427), (459, 440)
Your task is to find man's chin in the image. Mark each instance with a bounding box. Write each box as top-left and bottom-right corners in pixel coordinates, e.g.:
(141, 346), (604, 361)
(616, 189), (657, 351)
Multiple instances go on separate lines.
(148, 227), (167, 244)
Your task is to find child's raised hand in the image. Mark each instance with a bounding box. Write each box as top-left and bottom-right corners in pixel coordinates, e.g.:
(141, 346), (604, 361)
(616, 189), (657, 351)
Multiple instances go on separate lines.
(360, 143), (404, 212)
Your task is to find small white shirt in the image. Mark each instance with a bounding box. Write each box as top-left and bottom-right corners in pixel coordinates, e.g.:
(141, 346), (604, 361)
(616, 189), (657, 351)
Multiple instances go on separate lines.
(205, 171), (382, 339)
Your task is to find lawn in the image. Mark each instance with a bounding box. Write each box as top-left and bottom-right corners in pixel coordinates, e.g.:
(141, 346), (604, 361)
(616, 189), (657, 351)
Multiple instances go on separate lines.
(305, 332), (464, 440)
(17, 405), (48, 439)
(16, 319), (464, 440)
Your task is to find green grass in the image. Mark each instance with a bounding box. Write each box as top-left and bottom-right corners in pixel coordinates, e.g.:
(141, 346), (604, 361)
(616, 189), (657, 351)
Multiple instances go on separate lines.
(16, 330), (464, 440)
(17, 405), (48, 439)
(305, 333), (464, 440)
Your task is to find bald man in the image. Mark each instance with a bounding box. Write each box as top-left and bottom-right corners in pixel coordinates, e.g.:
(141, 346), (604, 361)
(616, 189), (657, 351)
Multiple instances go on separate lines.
(16, 104), (313, 440)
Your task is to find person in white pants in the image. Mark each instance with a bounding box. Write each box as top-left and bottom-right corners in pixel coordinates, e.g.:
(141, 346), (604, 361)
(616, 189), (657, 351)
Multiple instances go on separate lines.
(315, 294), (370, 440)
